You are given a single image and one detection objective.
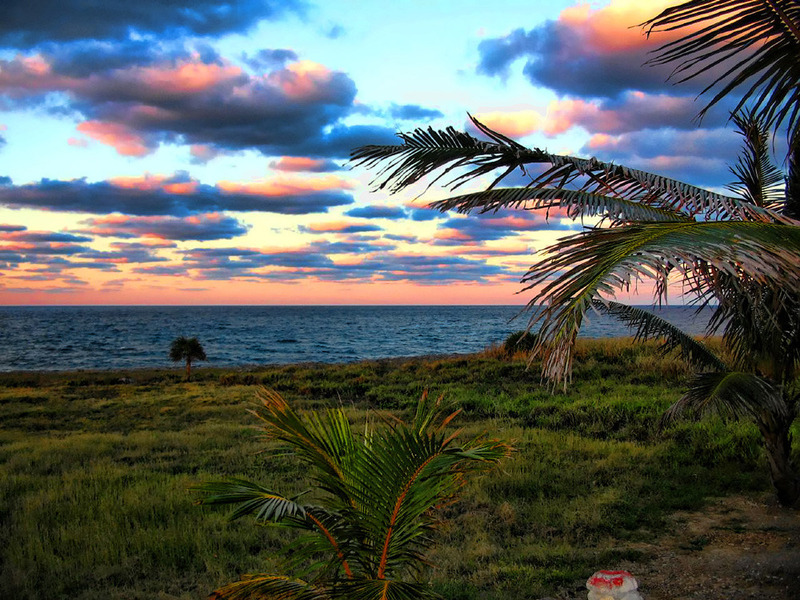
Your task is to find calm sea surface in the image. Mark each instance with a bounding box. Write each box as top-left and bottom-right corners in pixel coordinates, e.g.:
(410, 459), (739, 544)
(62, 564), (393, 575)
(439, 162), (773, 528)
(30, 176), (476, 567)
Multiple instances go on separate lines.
(0, 305), (712, 372)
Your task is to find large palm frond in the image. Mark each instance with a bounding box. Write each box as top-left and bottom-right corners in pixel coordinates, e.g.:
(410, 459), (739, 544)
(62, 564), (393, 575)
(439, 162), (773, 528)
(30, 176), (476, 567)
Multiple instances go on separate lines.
(663, 370), (787, 424)
(353, 116), (788, 224)
(523, 220), (800, 382)
(642, 0), (800, 136)
(590, 300), (725, 371)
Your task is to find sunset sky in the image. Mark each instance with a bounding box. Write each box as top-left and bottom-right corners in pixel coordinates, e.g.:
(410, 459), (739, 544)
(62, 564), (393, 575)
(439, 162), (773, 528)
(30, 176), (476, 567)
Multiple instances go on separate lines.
(0, 0), (754, 305)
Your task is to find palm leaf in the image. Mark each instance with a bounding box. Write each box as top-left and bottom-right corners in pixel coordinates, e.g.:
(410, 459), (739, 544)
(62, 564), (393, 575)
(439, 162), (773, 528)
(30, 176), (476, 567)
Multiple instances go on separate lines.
(344, 412), (508, 579)
(350, 118), (547, 195)
(430, 186), (691, 223)
(786, 134), (800, 219)
(590, 300), (725, 371)
(643, 0), (800, 135)
(353, 116), (787, 223)
(208, 575), (327, 600)
(333, 579), (440, 600)
(524, 221), (800, 383)
(726, 110), (785, 210)
(194, 478), (308, 523)
(663, 370), (787, 424)
(251, 389), (356, 506)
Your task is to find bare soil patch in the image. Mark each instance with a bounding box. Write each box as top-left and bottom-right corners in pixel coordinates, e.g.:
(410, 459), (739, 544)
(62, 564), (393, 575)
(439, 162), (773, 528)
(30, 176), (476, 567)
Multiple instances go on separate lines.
(596, 494), (800, 599)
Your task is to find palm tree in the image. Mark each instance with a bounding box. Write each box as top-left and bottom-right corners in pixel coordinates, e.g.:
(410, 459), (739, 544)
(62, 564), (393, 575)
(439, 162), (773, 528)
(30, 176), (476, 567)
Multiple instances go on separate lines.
(350, 3), (800, 507)
(169, 336), (206, 381)
(195, 390), (510, 600)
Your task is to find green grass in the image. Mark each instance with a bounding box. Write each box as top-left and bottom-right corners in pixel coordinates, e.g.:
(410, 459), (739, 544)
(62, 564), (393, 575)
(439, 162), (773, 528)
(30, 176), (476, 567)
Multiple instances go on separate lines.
(0, 339), (787, 599)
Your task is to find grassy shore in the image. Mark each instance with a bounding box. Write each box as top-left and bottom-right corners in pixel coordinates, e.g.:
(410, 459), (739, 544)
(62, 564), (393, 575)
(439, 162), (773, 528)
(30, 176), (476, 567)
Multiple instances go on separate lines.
(0, 339), (787, 599)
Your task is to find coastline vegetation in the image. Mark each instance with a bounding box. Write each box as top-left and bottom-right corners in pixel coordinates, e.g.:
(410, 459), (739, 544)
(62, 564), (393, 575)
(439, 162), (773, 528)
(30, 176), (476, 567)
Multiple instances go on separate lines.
(1, 338), (786, 600)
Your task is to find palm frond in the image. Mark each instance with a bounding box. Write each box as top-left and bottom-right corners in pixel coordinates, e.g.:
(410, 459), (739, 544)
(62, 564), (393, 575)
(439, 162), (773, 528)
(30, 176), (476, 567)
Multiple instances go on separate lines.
(786, 133), (800, 219)
(344, 410), (509, 579)
(208, 575), (327, 600)
(333, 579), (440, 600)
(590, 300), (725, 371)
(726, 110), (785, 209)
(429, 186), (692, 223)
(524, 221), (800, 383)
(353, 116), (787, 223)
(663, 371), (787, 424)
(252, 389), (356, 504)
(194, 478), (308, 523)
(699, 270), (800, 381)
(350, 117), (547, 194)
(643, 0), (800, 136)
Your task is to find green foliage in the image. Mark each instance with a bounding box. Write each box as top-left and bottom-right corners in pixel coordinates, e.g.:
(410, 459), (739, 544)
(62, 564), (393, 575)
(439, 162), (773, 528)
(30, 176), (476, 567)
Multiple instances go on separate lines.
(0, 343), (776, 599)
(502, 331), (537, 356)
(195, 389), (511, 600)
(170, 336), (207, 381)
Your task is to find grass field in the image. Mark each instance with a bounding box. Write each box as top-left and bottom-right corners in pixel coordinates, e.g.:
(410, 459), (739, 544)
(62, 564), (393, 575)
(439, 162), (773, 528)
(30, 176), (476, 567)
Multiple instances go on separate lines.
(0, 338), (790, 599)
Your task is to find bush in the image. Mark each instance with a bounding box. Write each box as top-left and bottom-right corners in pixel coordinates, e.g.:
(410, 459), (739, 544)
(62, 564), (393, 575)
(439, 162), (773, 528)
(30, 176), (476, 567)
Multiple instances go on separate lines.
(503, 331), (537, 356)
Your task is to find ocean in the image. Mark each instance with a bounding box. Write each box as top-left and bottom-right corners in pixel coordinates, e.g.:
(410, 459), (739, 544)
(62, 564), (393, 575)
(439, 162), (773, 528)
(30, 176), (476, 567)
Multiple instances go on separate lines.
(0, 305), (713, 372)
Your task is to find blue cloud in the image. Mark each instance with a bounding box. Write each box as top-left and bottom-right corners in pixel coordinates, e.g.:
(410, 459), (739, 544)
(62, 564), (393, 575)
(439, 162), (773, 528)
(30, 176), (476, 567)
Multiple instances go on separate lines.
(0, 0), (306, 48)
(345, 206), (407, 219)
(0, 175), (354, 216)
(389, 104), (444, 121)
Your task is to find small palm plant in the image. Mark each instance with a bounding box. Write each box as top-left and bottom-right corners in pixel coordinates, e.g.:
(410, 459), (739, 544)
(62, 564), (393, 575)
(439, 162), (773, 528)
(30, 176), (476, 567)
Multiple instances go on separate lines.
(195, 389), (510, 600)
(169, 336), (207, 381)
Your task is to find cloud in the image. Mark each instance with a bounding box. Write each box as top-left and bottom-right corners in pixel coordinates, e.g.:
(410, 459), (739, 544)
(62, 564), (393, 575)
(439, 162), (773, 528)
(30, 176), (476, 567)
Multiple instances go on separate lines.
(388, 103), (444, 121)
(345, 205), (407, 219)
(0, 0), (305, 47)
(581, 127), (741, 186)
(434, 211), (577, 245)
(269, 156), (342, 172)
(0, 53), (398, 158)
(76, 121), (159, 156)
(407, 207), (443, 221)
(242, 49), (299, 71)
(0, 229), (92, 243)
(301, 221), (383, 234)
(79, 213), (250, 240)
(324, 24), (346, 40)
(189, 144), (224, 164)
(475, 92), (730, 139)
(0, 224), (26, 232)
(167, 245), (514, 284)
(471, 110), (544, 137)
(476, 0), (720, 100)
(0, 172), (355, 215)
(80, 242), (171, 264)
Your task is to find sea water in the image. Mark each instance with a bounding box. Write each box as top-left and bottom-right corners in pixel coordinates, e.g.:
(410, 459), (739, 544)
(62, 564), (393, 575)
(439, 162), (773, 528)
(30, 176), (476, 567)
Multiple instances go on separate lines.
(0, 305), (712, 372)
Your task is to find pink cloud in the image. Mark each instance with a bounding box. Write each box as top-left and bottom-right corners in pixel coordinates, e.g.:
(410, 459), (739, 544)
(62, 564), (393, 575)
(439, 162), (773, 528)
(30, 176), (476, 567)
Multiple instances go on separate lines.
(559, 0), (677, 54)
(0, 53), (367, 158)
(218, 174), (355, 196)
(472, 110), (544, 137)
(190, 144), (223, 163)
(270, 156), (340, 172)
(77, 121), (154, 157)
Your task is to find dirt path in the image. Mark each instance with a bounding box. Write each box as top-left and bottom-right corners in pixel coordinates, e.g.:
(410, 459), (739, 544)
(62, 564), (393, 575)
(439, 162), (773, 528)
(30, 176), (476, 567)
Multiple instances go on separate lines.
(614, 494), (800, 599)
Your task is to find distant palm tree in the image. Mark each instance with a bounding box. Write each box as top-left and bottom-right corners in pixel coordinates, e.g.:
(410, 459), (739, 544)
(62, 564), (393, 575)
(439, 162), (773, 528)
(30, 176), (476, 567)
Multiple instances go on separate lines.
(169, 336), (206, 381)
(195, 390), (511, 600)
(350, 3), (800, 506)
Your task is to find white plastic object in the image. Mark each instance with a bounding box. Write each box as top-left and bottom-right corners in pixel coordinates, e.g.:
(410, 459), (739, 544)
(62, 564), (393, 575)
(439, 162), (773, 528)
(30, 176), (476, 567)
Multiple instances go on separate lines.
(586, 570), (643, 600)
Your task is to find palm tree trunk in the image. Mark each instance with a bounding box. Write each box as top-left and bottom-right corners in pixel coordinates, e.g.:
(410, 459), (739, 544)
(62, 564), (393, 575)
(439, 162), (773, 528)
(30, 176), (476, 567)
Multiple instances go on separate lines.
(186, 359), (192, 381)
(757, 416), (800, 507)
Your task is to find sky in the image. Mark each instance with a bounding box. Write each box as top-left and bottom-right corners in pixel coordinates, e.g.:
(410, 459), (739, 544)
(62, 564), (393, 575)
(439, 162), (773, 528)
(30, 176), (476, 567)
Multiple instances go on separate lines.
(0, 0), (753, 305)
